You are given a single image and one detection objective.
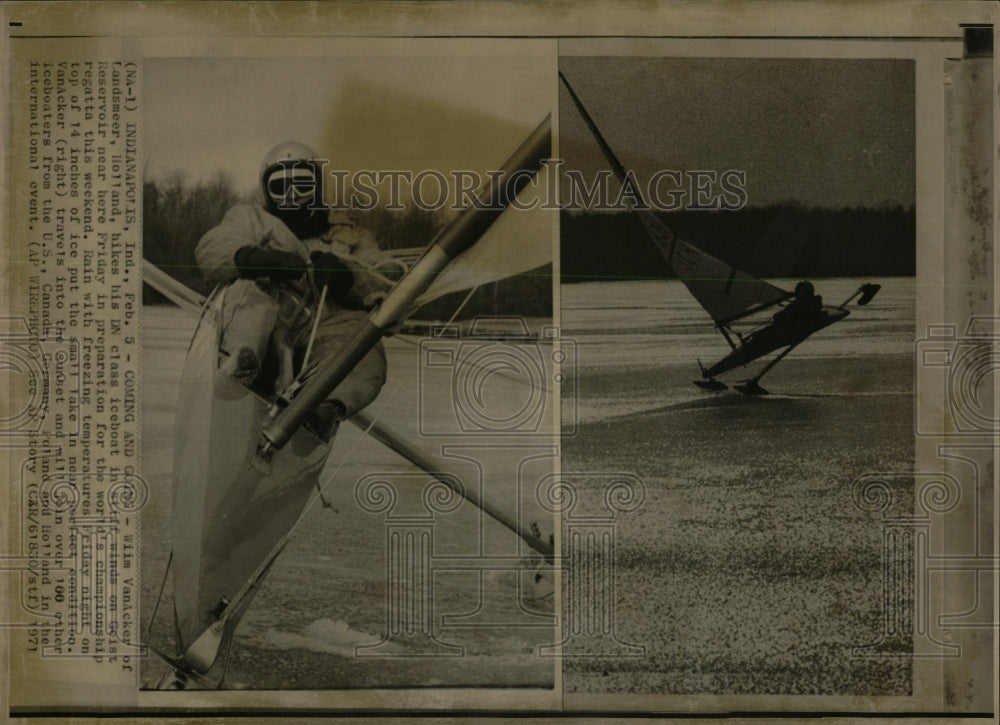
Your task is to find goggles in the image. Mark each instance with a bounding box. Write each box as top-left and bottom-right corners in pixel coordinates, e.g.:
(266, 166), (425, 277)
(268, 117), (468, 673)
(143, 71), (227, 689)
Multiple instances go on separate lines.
(267, 166), (318, 208)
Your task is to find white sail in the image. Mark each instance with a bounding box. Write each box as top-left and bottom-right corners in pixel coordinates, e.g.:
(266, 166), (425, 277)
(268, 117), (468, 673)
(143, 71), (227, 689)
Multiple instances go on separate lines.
(414, 161), (553, 306)
(636, 213), (790, 325)
(560, 71), (790, 326)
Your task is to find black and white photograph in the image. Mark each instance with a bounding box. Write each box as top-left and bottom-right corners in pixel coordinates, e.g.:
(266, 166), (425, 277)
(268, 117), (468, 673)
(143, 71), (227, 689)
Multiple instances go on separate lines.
(558, 52), (919, 695)
(138, 48), (560, 691)
(1, 2), (996, 721)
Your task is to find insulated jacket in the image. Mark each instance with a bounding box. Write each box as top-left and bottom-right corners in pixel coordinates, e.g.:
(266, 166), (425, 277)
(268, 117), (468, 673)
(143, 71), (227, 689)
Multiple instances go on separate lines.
(196, 203), (315, 285)
(196, 203), (386, 418)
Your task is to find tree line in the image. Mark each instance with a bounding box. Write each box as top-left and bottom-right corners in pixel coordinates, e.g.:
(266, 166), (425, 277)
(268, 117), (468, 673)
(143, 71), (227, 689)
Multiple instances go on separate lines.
(142, 173), (552, 319)
(561, 205), (916, 282)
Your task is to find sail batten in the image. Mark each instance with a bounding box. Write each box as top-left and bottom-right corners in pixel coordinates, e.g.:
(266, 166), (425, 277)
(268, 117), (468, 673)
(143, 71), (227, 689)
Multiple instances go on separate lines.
(634, 188), (790, 326)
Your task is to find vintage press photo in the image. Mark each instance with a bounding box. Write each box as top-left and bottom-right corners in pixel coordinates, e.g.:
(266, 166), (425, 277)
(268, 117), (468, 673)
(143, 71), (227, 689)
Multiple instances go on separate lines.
(137, 48), (560, 693)
(2, 2), (997, 720)
(559, 50), (917, 694)
(3, 31), (565, 710)
(556, 37), (995, 713)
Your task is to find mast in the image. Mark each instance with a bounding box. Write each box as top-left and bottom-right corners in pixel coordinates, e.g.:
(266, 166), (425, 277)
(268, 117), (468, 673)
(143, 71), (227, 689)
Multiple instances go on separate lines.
(559, 71), (791, 327)
(256, 114), (552, 462)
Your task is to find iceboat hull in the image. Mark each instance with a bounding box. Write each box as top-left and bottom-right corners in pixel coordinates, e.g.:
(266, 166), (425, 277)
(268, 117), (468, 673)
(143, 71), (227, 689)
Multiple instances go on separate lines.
(703, 307), (849, 380)
(170, 297), (330, 666)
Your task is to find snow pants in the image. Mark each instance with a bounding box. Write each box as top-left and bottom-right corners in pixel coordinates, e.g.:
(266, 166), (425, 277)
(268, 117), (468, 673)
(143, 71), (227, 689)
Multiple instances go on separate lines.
(215, 279), (387, 422)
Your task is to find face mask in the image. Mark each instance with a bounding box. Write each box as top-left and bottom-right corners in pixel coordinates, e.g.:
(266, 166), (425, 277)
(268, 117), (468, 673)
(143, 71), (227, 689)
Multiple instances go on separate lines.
(266, 166), (318, 210)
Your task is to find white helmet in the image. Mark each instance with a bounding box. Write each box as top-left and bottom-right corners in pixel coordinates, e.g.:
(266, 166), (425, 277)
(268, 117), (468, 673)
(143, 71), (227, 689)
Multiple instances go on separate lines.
(259, 141), (327, 234)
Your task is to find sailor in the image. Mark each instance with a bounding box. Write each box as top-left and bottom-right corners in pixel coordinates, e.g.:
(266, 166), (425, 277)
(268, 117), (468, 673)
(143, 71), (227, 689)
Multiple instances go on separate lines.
(772, 280), (824, 339)
(195, 141), (387, 440)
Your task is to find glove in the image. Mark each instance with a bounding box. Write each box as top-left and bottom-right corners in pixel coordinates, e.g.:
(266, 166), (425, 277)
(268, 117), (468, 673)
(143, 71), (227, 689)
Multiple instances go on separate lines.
(305, 399), (347, 442)
(233, 246), (306, 282)
(310, 251), (354, 302)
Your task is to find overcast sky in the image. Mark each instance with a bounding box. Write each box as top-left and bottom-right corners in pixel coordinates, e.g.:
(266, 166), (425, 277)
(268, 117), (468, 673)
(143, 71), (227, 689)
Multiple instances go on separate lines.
(145, 55), (914, 211)
(559, 56), (915, 210)
(144, 54), (552, 201)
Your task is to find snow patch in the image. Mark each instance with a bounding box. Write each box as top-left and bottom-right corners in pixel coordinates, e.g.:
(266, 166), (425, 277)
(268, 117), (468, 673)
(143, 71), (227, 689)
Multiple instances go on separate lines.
(262, 618), (390, 657)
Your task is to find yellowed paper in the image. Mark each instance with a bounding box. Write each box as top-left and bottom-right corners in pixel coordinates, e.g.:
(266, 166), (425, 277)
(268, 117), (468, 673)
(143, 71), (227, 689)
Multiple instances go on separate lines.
(1, 1), (996, 720)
